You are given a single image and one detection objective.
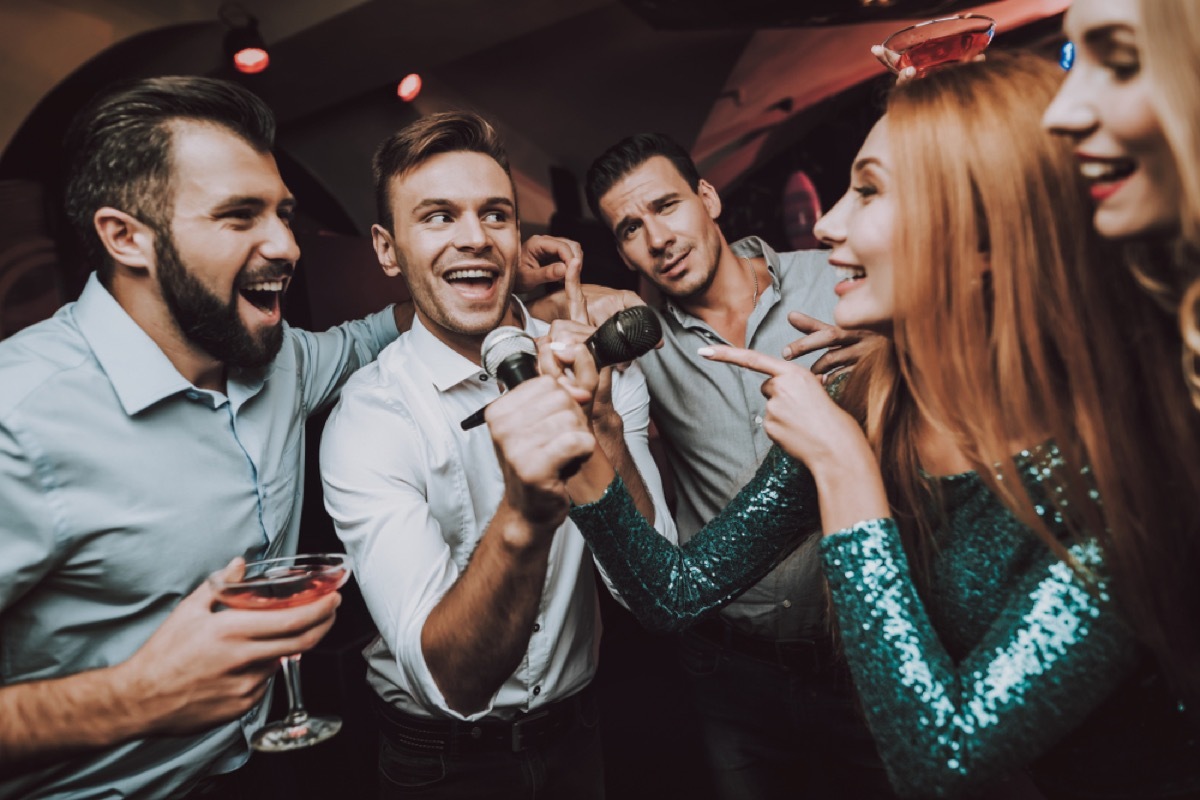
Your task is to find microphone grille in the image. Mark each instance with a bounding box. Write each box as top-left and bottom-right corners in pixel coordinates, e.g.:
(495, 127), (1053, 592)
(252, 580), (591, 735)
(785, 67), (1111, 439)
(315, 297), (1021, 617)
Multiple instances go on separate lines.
(590, 305), (663, 365)
(481, 326), (537, 379)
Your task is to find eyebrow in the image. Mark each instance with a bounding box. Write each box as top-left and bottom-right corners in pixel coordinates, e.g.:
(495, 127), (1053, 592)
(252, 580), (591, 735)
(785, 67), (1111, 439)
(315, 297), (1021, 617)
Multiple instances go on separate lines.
(411, 196), (515, 214)
(852, 156), (882, 173)
(612, 192), (681, 235)
(1083, 23), (1135, 44)
(211, 195), (297, 214)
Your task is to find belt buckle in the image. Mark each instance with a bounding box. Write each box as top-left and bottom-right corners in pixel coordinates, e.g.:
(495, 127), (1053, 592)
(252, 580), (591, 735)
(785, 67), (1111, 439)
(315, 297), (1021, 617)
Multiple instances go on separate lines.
(510, 709), (550, 752)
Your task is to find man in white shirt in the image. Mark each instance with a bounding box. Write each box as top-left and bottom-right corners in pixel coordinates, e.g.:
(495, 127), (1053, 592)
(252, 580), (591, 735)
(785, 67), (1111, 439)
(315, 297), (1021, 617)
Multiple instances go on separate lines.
(319, 111), (674, 799)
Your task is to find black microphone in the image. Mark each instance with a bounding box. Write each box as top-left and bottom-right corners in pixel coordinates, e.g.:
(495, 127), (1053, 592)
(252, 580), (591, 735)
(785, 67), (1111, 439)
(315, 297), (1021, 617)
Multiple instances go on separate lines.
(583, 305), (663, 368)
(460, 327), (538, 431)
(459, 306), (663, 431)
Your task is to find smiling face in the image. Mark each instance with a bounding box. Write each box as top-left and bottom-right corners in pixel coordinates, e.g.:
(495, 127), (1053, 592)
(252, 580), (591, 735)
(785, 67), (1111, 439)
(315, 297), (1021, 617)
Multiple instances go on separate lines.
(373, 150), (521, 360)
(597, 156), (726, 301)
(162, 122), (299, 368)
(812, 118), (897, 333)
(1042, 0), (1181, 239)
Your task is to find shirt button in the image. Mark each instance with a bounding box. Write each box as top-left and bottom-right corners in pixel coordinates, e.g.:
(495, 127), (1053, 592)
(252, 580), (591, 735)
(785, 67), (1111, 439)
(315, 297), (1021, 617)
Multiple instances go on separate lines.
(533, 686), (541, 696)
(470, 726), (483, 739)
(186, 390), (201, 400)
(782, 599), (792, 608)
(479, 373), (488, 381)
(532, 623), (541, 632)
(754, 415), (763, 425)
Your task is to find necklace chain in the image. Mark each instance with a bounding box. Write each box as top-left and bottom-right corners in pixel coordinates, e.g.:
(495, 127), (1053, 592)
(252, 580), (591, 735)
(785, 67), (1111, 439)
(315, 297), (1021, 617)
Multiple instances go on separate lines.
(741, 256), (760, 308)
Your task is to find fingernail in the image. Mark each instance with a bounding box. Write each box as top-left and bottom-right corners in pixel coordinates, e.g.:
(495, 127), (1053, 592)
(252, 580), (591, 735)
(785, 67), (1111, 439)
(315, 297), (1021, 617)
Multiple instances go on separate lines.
(550, 342), (567, 352)
(697, 347), (714, 357)
(781, 349), (792, 360)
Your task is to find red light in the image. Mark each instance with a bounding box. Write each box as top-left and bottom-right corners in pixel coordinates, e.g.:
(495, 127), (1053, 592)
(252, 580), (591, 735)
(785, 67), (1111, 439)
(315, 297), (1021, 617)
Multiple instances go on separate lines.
(234, 47), (269, 74)
(397, 73), (422, 102)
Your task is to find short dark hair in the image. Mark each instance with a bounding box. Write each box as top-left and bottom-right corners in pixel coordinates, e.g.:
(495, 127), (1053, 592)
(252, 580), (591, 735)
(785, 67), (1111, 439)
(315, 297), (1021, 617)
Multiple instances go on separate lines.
(584, 132), (701, 227)
(64, 76), (276, 285)
(373, 111), (513, 231)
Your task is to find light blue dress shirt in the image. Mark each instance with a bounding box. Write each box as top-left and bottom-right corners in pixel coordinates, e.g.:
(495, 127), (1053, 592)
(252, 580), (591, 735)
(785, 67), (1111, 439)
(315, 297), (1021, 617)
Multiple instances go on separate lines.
(0, 274), (397, 799)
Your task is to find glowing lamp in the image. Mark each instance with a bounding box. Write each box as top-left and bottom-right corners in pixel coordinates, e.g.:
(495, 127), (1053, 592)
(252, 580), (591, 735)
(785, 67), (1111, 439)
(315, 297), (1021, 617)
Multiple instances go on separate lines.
(221, 4), (270, 75)
(397, 73), (423, 102)
(233, 46), (270, 74)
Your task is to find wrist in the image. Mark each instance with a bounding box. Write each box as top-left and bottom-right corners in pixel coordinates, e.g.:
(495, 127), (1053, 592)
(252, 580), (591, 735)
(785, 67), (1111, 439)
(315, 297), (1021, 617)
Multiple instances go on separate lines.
(494, 502), (560, 553)
(810, 442), (890, 534)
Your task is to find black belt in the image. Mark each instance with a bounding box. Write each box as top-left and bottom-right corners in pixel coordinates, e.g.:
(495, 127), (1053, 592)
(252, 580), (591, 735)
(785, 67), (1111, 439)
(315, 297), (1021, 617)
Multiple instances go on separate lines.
(371, 684), (594, 755)
(689, 616), (840, 674)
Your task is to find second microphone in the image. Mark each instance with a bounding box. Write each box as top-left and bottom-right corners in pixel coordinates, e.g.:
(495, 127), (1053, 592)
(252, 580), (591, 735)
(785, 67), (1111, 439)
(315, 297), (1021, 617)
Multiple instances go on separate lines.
(460, 305), (662, 431)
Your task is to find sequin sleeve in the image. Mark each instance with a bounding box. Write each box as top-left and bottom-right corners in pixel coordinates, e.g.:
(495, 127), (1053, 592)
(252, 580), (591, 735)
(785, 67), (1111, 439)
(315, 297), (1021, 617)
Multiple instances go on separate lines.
(570, 444), (820, 633)
(821, 518), (1135, 798)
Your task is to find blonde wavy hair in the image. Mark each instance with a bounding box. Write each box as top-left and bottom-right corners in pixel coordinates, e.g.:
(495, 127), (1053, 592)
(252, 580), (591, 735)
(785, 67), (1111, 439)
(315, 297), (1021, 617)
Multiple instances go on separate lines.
(837, 52), (1200, 702)
(1139, 0), (1200, 408)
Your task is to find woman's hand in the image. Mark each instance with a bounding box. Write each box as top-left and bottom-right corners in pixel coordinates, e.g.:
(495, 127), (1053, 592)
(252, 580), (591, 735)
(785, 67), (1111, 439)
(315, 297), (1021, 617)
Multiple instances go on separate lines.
(698, 344), (890, 533)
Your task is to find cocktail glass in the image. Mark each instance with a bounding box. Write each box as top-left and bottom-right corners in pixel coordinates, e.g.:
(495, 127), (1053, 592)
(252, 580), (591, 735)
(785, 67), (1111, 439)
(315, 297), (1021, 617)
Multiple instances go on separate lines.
(209, 552), (353, 752)
(880, 14), (996, 78)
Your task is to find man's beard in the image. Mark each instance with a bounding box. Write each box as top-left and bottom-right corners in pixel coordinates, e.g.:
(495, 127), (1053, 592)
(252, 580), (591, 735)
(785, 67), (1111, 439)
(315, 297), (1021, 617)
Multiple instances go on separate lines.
(156, 233), (284, 370)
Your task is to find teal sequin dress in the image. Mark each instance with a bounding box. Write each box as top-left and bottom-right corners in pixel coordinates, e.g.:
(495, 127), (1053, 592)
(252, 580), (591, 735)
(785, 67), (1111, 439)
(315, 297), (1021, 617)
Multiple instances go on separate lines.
(571, 444), (1198, 798)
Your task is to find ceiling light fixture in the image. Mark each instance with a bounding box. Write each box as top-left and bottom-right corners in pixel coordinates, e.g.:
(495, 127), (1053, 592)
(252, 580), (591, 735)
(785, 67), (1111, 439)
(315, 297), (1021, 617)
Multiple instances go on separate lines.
(220, 2), (270, 75)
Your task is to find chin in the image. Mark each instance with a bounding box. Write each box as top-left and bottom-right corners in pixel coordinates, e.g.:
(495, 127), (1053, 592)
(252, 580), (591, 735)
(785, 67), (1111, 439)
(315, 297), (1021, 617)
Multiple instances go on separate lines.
(1095, 209), (1179, 242)
(834, 303), (888, 332)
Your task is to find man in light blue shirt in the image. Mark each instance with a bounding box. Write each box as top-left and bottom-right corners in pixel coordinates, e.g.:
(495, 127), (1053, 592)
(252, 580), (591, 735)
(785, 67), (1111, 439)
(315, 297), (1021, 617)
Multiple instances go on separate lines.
(0, 76), (403, 798)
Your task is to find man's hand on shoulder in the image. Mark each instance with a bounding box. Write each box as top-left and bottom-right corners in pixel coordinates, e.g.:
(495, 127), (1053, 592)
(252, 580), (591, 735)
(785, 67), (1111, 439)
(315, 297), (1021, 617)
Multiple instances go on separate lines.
(521, 235), (645, 328)
(517, 235), (582, 292)
(780, 311), (877, 384)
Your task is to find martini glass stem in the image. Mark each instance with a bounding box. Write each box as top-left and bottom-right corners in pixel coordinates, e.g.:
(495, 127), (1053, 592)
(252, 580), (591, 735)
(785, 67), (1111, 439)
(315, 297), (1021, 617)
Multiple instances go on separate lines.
(280, 654), (311, 727)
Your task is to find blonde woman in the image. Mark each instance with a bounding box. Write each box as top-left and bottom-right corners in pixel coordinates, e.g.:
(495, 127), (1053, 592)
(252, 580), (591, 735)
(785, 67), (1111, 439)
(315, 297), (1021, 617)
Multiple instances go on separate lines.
(1043, 0), (1200, 713)
(543, 53), (1200, 798)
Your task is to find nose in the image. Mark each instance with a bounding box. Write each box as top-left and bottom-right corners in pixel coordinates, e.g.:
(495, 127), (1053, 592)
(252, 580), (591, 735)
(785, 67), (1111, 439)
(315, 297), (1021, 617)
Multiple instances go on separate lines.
(1042, 71), (1097, 138)
(644, 215), (675, 254)
(261, 214), (300, 264)
(813, 192), (849, 247)
(453, 213), (489, 252)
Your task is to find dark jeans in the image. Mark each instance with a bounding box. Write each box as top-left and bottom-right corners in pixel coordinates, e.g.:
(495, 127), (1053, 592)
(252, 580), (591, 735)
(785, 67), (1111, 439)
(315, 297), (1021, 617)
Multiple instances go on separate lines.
(373, 690), (605, 800)
(678, 626), (897, 800)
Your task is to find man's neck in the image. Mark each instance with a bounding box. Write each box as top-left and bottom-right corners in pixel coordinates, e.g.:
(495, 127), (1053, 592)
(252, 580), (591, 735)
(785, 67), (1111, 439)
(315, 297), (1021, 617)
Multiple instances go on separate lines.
(420, 300), (524, 367)
(672, 246), (761, 346)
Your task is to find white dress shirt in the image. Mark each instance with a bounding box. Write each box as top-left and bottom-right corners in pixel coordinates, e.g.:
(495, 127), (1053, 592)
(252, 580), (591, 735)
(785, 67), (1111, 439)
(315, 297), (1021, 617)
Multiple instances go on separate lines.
(320, 305), (675, 721)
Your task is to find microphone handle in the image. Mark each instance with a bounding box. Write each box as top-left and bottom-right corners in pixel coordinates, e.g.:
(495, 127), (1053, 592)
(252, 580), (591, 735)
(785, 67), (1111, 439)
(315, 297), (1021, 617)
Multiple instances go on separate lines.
(461, 405), (488, 431)
(461, 352), (540, 431)
(496, 353), (540, 389)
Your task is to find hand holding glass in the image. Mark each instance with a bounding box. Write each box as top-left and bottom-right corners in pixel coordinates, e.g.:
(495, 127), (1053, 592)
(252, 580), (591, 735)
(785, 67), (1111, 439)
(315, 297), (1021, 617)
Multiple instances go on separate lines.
(879, 14), (995, 78)
(208, 553), (352, 752)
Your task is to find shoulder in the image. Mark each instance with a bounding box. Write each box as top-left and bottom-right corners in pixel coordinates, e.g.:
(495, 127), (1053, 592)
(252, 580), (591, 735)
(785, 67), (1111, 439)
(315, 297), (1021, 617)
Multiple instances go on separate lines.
(0, 312), (95, 418)
(776, 248), (835, 278)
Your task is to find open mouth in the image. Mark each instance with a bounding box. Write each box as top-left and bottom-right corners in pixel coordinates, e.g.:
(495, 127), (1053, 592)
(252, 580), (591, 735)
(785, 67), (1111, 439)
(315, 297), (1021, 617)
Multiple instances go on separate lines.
(444, 267), (499, 296)
(834, 265), (866, 284)
(1079, 157), (1136, 187)
(239, 278), (286, 315)
(660, 251), (689, 277)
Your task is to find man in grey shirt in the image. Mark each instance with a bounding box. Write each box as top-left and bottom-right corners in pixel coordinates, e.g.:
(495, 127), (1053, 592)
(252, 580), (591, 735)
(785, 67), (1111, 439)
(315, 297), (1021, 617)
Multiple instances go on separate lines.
(580, 133), (894, 799)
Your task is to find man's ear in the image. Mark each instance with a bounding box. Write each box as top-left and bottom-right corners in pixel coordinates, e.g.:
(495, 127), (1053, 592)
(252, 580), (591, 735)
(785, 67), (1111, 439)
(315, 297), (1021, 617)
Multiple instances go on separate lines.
(698, 179), (723, 221)
(93, 207), (155, 271)
(371, 224), (403, 277)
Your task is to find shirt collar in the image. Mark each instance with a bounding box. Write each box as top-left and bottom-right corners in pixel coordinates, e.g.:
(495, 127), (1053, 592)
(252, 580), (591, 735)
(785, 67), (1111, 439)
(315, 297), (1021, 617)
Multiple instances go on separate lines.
(408, 297), (534, 393)
(73, 273), (195, 416)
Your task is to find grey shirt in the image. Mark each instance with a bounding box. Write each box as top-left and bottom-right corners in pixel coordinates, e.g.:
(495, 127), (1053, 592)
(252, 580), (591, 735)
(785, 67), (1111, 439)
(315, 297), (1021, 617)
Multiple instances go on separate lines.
(638, 236), (840, 640)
